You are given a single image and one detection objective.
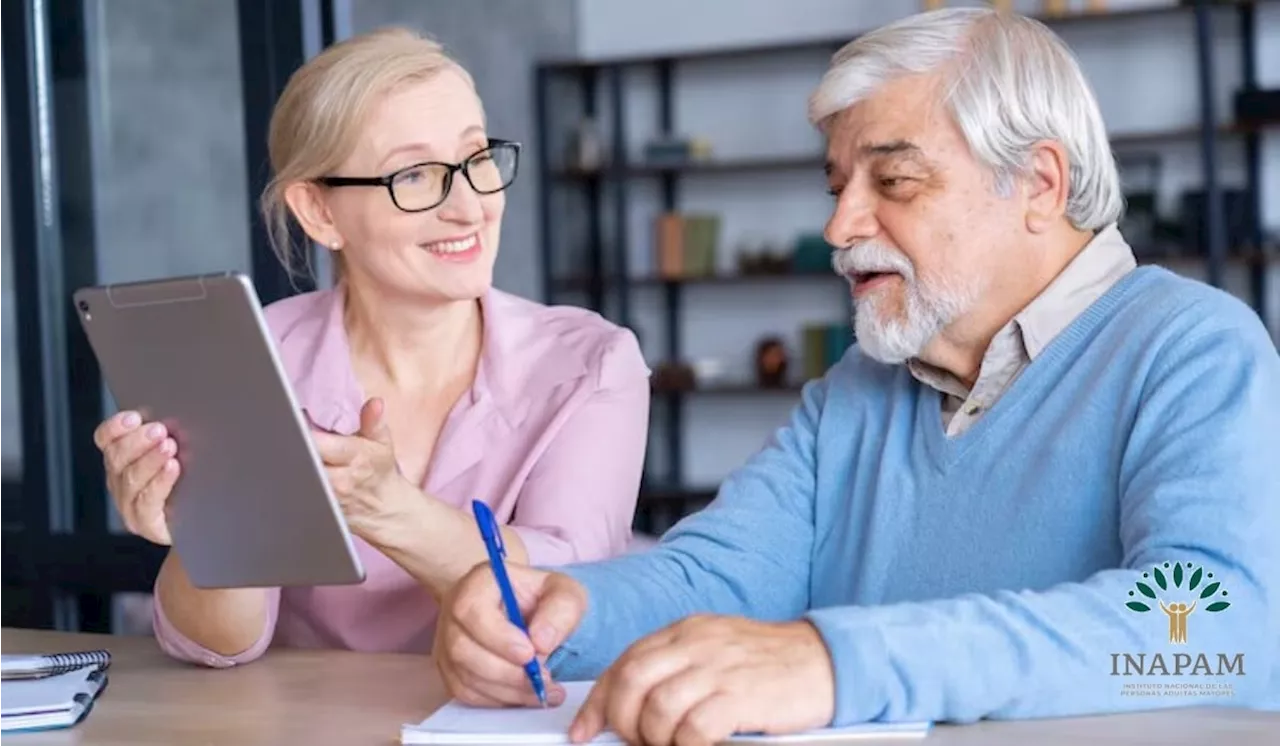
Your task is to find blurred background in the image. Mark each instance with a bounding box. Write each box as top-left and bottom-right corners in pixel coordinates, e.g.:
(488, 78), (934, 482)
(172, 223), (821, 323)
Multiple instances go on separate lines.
(3, 0), (1278, 636)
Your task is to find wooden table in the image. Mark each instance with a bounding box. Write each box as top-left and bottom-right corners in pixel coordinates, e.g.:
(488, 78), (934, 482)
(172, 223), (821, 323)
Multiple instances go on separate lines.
(2, 628), (1277, 744)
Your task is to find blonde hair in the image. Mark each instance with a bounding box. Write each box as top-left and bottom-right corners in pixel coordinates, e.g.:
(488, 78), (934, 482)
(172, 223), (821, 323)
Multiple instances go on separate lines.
(260, 27), (478, 281)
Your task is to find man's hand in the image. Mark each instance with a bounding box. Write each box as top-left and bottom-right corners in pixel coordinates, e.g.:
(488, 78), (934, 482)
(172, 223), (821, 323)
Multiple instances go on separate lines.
(569, 616), (835, 746)
(435, 562), (589, 708)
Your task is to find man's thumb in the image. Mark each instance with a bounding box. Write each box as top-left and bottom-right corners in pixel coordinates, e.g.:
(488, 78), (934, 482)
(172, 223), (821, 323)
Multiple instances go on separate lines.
(527, 574), (586, 655)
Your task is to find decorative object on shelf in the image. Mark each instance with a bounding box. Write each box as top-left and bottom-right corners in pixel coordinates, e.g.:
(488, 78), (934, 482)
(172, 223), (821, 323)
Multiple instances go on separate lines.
(656, 213), (684, 278)
(691, 358), (727, 387)
(653, 212), (720, 278)
(1233, 88), (1280, 127)
(652, 361), (695, 391)
(1119, 191), (1159, 257)
(803, 323), (854, 381)
(643, 136), (713, 166)
(1115, 152), (1161, 257)
(566, 117), (603, 172)
(1179, 188), (1255, 257)
(791, 233), (835, 275)
(1041, 0), (1069, 15)
(736, 242), (791, 275)
(755, 336), (789, 388)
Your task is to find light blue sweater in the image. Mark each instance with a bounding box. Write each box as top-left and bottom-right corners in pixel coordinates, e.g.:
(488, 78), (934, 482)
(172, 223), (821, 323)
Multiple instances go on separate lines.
(547, 266), (1280, 724)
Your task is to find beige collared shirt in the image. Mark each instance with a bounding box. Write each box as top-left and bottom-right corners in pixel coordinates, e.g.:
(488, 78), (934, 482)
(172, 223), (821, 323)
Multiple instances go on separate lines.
(909, 224), (1138, 437)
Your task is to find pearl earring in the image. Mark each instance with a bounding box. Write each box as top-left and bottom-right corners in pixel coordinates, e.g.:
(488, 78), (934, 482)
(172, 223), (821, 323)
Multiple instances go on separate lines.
(329, 240), (341, 251)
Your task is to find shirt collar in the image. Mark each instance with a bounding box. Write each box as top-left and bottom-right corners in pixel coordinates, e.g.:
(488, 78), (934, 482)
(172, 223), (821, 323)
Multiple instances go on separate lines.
(905, 223), (1136, 394)
(290, 285), (586, 435)
(1013, 223), (1136, 360)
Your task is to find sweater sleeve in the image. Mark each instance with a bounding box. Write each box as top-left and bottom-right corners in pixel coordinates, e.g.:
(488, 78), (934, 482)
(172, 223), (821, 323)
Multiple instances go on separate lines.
(546, 376), (827, 681)
(805, 314), (1280, 724)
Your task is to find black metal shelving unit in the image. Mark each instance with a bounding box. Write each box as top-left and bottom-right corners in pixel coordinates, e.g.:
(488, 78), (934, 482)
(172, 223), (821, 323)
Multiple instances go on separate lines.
(535, 0), (1275, 533)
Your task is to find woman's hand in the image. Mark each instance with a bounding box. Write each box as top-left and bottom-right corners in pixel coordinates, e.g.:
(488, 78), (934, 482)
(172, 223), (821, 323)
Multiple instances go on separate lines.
(310, 397), (414, 541)
(94, 411), (181, 545)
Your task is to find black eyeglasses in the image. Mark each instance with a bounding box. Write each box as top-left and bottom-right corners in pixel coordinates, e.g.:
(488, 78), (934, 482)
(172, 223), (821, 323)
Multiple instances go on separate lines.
(316, 139), (521, 213)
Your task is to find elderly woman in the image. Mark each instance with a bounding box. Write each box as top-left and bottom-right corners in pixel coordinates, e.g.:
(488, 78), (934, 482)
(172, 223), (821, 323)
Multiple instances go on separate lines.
(91, 27), (650, 667)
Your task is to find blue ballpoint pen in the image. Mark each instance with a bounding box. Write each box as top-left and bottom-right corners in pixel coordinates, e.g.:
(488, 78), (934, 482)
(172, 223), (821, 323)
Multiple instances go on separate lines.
(471, 500), (549, 708)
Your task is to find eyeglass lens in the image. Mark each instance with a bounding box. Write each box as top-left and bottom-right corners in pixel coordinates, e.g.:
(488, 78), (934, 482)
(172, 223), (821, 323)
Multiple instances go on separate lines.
(390, 143), (518, 211)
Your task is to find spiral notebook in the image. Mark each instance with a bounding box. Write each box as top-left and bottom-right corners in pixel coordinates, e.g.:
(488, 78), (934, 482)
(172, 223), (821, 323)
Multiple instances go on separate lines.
(1, 664), (109, 732)
(401, 681), (930, 744)
(1, 650), (112, 680)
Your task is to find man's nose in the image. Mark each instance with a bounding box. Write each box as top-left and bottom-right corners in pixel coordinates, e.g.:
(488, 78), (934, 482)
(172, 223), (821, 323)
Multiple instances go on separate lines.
(823, 190), (879, 249)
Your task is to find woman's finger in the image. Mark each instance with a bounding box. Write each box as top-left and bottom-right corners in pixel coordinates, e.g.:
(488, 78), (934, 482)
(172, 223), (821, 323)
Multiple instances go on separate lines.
(94, 410), (141, 449)
(104, 421), (168, 478)
(131, 450), (179, 545)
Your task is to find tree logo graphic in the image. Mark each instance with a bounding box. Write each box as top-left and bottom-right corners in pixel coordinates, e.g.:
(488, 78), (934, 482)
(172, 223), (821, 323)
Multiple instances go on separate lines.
(1126, 562), (1230, 644)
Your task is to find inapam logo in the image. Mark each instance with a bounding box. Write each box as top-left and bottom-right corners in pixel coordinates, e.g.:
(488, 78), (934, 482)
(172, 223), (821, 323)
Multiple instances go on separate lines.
(1125, 561), (1230, 644)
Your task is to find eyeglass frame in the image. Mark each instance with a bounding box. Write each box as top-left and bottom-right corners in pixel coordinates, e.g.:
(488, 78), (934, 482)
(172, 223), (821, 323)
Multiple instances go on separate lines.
(314, 138), (522, 213)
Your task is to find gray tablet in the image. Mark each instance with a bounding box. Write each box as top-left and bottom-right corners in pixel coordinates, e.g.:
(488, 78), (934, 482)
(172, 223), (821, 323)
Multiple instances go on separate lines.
(73, 272), (365, 589)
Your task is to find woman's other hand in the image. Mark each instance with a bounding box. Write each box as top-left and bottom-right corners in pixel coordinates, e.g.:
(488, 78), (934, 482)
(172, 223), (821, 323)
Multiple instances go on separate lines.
(311, 397), (413, 540)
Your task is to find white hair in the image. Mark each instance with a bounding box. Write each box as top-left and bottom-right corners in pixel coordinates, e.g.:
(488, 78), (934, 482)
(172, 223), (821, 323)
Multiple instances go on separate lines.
(808, 7), (1123, 231)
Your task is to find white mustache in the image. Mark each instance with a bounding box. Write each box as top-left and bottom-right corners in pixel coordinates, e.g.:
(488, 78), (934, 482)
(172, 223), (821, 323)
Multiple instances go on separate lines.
(831, 242), (915, 280)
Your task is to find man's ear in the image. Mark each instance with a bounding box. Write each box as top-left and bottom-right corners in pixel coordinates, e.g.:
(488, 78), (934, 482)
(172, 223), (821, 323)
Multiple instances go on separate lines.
(1023, 140), (1071, 234)
(284, 181), (346, 250)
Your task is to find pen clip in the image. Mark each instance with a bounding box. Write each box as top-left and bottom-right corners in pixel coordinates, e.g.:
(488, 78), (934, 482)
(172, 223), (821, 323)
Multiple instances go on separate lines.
(488, 506), (506, 558)
(473, 500), (506, 559)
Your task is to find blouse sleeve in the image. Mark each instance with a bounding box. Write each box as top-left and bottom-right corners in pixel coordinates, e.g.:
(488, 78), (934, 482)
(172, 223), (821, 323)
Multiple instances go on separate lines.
(152, 581), (281, 668)
(507, 328), (651, 566)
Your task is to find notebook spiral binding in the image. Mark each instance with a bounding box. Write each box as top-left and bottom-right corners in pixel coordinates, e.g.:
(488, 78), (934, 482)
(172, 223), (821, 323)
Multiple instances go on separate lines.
(42, 651), (111, 675)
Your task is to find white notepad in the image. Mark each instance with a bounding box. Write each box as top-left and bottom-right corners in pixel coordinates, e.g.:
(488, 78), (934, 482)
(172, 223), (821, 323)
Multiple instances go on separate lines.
(402, 681), (929, 744)
(1, 665), (109, 732)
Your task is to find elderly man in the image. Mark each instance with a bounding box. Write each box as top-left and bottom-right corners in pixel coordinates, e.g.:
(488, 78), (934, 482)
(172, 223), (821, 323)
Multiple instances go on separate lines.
(435, 7), (1279, 744)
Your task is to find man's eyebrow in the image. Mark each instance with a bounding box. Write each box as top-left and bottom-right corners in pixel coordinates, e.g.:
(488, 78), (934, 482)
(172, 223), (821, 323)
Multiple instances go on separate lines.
(825, 140), (928, 176)
(861, 139), (922, 156)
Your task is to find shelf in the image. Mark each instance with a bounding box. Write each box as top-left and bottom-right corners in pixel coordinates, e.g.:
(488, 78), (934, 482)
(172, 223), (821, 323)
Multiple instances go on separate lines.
(553, 270), (841, 293)
(554, 153), (822, 180)
(552, 248), (1273, 294)
(652, 381), (808, 395)
(539, 2), (1249, 71)
(640, 485), (719, 504)
(1137, 248), (1275, 267)
(550, 124), (1261, 181)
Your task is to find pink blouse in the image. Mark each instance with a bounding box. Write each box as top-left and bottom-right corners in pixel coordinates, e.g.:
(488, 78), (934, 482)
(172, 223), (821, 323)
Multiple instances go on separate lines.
(153, 286), (651, 667)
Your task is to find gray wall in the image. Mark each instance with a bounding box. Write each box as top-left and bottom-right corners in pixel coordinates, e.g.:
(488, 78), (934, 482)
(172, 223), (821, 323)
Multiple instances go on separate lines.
(349, 0), (579, 302)
(88, 0), (251, 285)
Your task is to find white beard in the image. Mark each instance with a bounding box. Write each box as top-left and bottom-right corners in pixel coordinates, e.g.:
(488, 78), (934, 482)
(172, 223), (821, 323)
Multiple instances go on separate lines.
(832, 242), (976, 364)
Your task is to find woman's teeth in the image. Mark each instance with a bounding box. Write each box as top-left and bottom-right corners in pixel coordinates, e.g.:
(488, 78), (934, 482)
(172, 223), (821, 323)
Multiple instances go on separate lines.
(425, 235), (477, 254)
